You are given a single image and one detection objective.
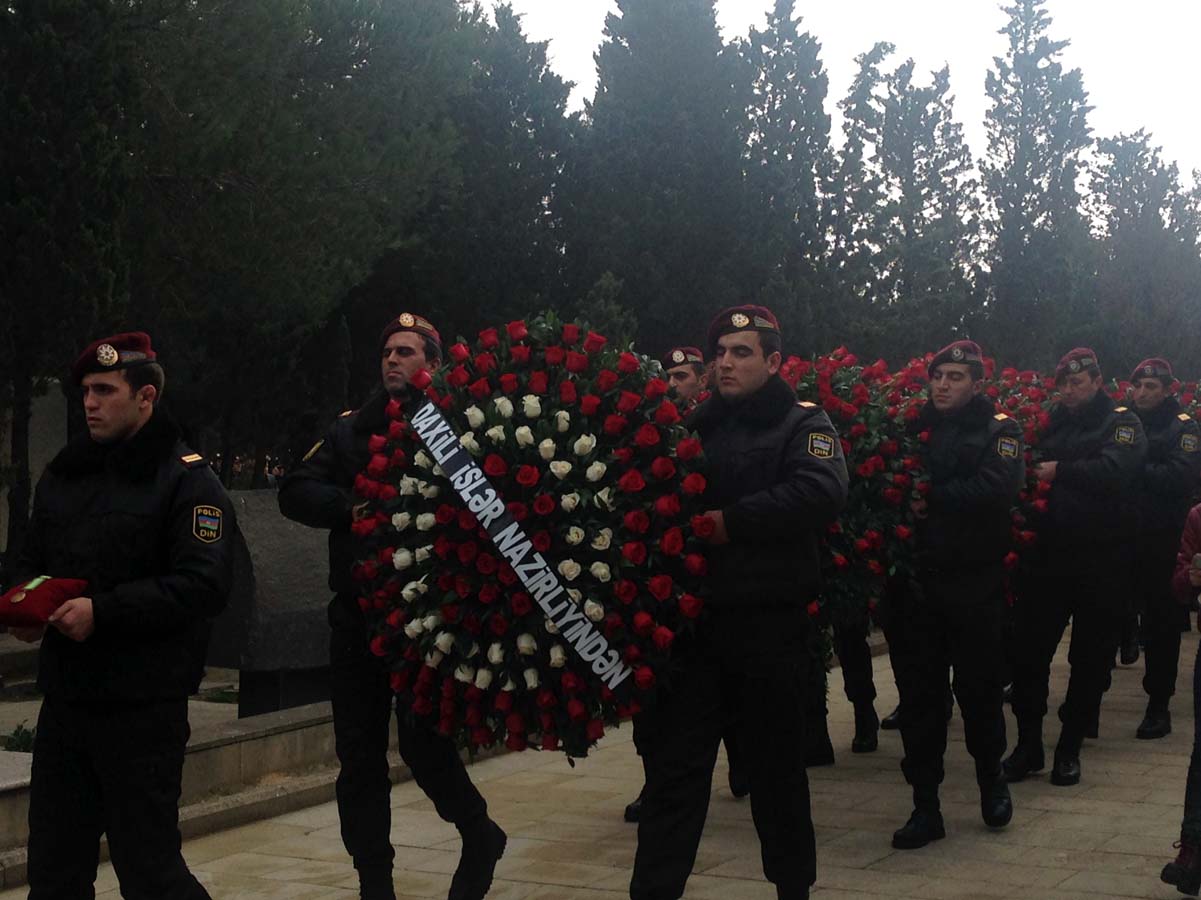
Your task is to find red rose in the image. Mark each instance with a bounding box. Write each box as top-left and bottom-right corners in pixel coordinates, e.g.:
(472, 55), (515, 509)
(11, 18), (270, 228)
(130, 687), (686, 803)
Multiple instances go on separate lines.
(435, 504), (457, 525)
(454, 576), (472, 598)
(659, 527), (685, 556)
(690, 514), (715, 539)
(580, 394), (602, 416)
(676, 437), (702, 461)
(681, 473), (707, 495)
(614, 447), (635, 465)
(617, 352), (639, 374)
(497, 563), (518, 586)
(446, 365), (470, 388)
(678, 593), (703, 618)
(441, 603), (462, 624)
(895, 525), (913, 540)
(484, 454), (508, 477)
(583, 331), (608, 353)
(489, 614), (509, 635)
(807, 601), (820, 618)
(449, 342), (471, 363)
(367, 454), (389, 477)
(633, 611), (655, 636)
(478, 583), (500, 604)
(464, 705), (482, 727)
(603, 414), (629, 435)
(616, 390), (642, 413)
(537, 689), (557, 710)
(462, 613), (482, 634)
(500, 373), (520, 394)
(567, 698), (587, 721)
(494, 691), (513, 712)
(507, 320), (529, 341)
(532, 494), (556, 516)
(648, 574), (674, 601)
(388, 420), (407, 441)
(529, 371), (549, 394)
(541, 733), (560, 751)
(457, 509), (478, 530)
(545, 345), (566, 366)
(385, 398), (404, 421)
(624, 644), (643, 664)
(507, 501), (529, 521)
(1004, 551), (1020, 569)
(412, 695), (433, 716)
(368, 434), (388, 453)
(457, 542), (479, 565)
(634, 424), (661, 448)
(566, 351), (590, 374)
(882, 487), (903, 505)
(618, 469), (646, 493)
(377, 484), (397, 502)
(510, 344), (531, 365)
(650, 456), (676, 480)
(476, 553), (497, 575)
(562, 323), (581, 344)
(654, 400), (681, 426)
(832, 553), (850, 570)
(635, 666), (656, 691)
(655, 494), (682, 517)
(645, 378), (669, 401)
(505, 733), (527, 752)
(369, 635), (388, 657)
(596, 370), (619, 392)
(409, 368), (433, 390)
(516, 464), (540, 487)
(561, 671), (583, 693)
(683, 553), (707, 576)
(469, 377), (492, 400)
(559, 380), (578, 404)
(614, 580), (638, 604)
(474, 352), (497, 373)
(623, 510), (651, 534)
(511, 592), (533, 616)
(434, 537), (454, 560)
(622, 541), (648, 565)
(652, 625), (674, 651)
(531, 530), (552, 552)
(479, 327), (500, 349)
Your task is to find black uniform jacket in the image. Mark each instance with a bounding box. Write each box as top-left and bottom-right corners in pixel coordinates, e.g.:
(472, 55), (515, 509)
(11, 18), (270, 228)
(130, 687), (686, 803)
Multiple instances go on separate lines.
(916, 395), (1025, 571)
(9, 413), (235, 701)
(1030, 391), (1146, 558)
(690, 375), (849, 608)
(278, 390), (389, 595)
(1135, 396), (1201, 539)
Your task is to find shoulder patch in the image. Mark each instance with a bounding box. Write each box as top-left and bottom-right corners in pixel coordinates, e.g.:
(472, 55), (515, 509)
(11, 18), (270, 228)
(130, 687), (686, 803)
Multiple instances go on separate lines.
(996, 436), (1020, 459)
(179, 453), (206, 468)
(1115, 424), (1136, 445)
(1180, 413), (1193, 422)
(339, 409), (355, 418)
(1115, 406), (1129, 413)
(797, 401), (817, 409)
(993, 412), (1010, 421)
(1182, 433), (1199, 453)
(302, 439), (324, 462)
(808, 432), (835, 459)
(193, 505), (223, 543)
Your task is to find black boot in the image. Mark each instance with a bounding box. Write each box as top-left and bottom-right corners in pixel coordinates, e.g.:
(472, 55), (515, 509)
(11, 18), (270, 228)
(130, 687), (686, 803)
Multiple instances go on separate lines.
(1162, 838), (1201, 896)
(880, 703), (902, 730)
(851, 702), (879, 753)
(775, 882), (810, 900)
(1120, 634), (1141, 666)
(1002, 721), (1044, 782)
(892, 786), (945, 850)
(804, 729), (835, 767)
(977, 767), (1013, 828)
(448, 817), (507, 900)
(728, 762), (750, 798)
(1050, 728), (1083, 787)
(357, 866), (395, 900)
(1137, 703), (1172, 740)
(624, 791), (643, 822)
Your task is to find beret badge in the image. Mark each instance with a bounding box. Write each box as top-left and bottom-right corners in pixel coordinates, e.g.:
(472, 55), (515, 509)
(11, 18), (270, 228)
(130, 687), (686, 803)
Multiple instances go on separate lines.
(96, 344), (119, 367)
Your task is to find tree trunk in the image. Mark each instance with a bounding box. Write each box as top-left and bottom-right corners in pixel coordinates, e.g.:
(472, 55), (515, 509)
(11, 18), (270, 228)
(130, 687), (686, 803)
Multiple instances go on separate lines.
(4, 372), (33, 564)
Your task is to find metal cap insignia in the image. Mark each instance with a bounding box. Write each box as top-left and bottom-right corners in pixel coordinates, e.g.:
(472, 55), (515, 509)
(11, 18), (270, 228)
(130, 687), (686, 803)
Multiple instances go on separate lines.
(1144, 366), (1155, 375)
(731, 312), (750, 328)
(1068, 360), (1081, 373)
(96, 344), (119, 367)
(9, 591), (25, 605)
(671, 350), (686, 364)
(950, 347), (965, 361)
(398, 313), (416, 327)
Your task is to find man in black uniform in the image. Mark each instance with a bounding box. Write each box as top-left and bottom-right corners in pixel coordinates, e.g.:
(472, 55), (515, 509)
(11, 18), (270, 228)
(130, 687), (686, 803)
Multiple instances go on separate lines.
(1005, 347), (1147, 787)
(886, 341), (1023, 849)
(279, 313), (504, 900)
(7, 331), (234, 899)
(1128, 358), (1200, 739)
(630, 306), (849, 900)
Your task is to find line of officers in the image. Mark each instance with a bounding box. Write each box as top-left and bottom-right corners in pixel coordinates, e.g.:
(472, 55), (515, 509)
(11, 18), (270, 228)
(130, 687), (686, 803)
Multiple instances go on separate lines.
(6, 317), (1198, 900)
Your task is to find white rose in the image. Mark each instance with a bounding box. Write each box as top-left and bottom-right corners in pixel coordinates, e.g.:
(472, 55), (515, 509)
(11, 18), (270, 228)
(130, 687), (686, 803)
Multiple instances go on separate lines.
(567, 588), (582, 603)
(391, 512), (412, 531)
(434, 631), (455, 654)
(549, 461), (573, 480)
(502, 676), (517, 692)
(454, 664), (475, 684)
(401, 581), (422, 603)
(584, 599), (605, 622)
(557, 559), (582, 582)
(494, 397), (515, 419)
(414, 450), (433, 469)
(549, 644), (567, 668)
(515, 425), (535, 447)
(538, 438), (556, 461)
(415, 545), (432, 563)
(591, 528), (613, 551)
(415, 513), (436, 531)
(565, 526), (585, 545)
(474, 668), (493, 690)
(467, 642), (480, 658)
(487, 643), (505, 665)
(523, 668), (540, 689)
(555, 410), (571, 433)
(594, 487), (614, 510)
(465, 405), (485, 429)
(392, 548), (414, 571)
(403, 620), (423, 639)
(517, 633), (537, 655)
(399, 476), (418, 496)
(459, 432), (480, 454)
(419, 483), (440, 499)
(590, 561), (611, 583)
(424, 650), (444, 667)
(432, 464), (445, 477)
(573, 434), (597, 456)
(522, 395), (542, 418)
(545, 617), (560, 635)
(585, 461), (607, 482)
(560, 492), (580, 512)
(485, 424), (507, 443)
(422, 614), (442, 632)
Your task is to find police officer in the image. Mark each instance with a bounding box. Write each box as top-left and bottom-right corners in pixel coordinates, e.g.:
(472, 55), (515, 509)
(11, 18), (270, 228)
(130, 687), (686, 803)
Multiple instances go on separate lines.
(279, 313), (504, 900)
(7, 332), (233, 899)
(886, 341), (1023, 849)
(1128, 358), (1200, 739)
(1005, 348), (1147, 786)
(630, 306), (849, 900)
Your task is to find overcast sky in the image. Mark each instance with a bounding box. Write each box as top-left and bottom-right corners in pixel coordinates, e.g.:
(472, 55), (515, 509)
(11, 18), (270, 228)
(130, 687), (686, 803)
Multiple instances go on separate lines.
(503, 0), (1200, 181)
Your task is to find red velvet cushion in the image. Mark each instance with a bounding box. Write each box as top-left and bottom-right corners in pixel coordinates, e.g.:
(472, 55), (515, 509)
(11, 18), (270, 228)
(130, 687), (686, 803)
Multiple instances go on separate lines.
(0, 577), (88, 627)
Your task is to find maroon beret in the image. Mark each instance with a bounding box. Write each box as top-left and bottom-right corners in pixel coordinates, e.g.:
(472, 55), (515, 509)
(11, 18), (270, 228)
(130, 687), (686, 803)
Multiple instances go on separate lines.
(379, 312), (442, 356)
(71, 332), (157, 384)
(1131, 357), (1173, 383)
(661, 346), (705, 370)
(928, 340), (984, 378)
(706, 305), (780, 353)
(1054, 347), (1099, 383)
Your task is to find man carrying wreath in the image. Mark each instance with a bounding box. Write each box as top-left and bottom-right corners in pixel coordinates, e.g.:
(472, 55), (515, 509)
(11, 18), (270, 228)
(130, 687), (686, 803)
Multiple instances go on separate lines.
(630, 306), (849, 900)
(279, 313), (505, 900)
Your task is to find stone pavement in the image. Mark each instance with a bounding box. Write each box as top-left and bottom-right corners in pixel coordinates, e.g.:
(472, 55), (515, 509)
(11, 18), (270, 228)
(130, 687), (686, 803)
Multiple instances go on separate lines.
(2, 630), (1196, 899)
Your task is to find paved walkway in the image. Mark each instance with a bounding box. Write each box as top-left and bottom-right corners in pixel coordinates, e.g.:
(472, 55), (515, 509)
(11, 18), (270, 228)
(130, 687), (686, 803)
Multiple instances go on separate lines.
(3, 631), (1196, 899)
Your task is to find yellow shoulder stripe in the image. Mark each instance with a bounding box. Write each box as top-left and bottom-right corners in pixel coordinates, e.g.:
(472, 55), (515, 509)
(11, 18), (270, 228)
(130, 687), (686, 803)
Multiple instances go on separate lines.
(339, 409), (354, 418)
(1180, 413), (1193, 422)
(797, 401), (817, 409)
(1115, 406), (1129, 412)
(993, 413), (1010, 420)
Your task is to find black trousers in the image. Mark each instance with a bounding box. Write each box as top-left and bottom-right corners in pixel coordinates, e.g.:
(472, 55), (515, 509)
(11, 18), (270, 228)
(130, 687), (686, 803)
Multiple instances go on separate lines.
(833, 617), (877, 706)
(1137, 535), (1191, 707)
(329, 594), (486, 874)
(1011, 558), (1123, 736)
(888, 566), (1007, 787)
(27, 696), (209, 900)
(631, 607), (814, 899)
